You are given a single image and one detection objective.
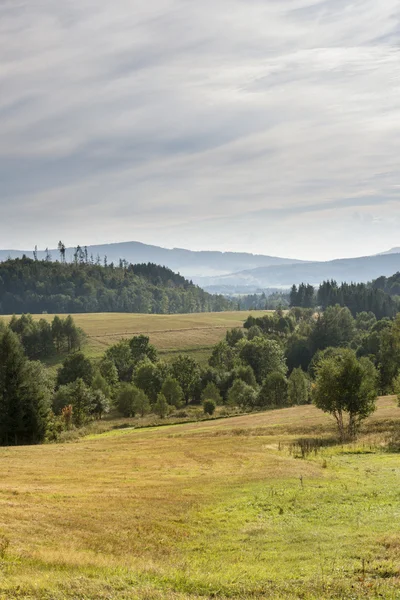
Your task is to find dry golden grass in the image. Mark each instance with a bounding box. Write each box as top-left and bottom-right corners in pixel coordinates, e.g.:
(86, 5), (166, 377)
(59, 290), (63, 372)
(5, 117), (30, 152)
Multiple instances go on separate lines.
(0, 397), (400, 598)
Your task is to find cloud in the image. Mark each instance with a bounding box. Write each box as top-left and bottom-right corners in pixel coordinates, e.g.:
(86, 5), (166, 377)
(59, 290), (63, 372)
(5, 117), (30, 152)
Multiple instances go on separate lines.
(0, 0), (399, 259)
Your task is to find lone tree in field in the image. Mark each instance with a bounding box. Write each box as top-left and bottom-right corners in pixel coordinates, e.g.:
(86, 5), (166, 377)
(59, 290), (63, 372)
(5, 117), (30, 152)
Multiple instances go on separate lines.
(312, 349), (378, 440)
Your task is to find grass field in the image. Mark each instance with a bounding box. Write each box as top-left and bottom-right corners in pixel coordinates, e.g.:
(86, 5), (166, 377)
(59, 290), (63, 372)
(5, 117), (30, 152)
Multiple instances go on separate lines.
(0, 397), (400, 599)
(3, 311), (270, 364)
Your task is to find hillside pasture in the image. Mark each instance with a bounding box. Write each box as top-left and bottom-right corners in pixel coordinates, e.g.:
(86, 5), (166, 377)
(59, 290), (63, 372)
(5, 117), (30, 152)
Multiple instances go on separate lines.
(0, 398), (399, 599)
(1, 311), (270, 363)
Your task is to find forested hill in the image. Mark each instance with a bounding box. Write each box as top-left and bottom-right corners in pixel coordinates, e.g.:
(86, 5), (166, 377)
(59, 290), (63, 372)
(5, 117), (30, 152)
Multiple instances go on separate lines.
(0, 258), (233, 315)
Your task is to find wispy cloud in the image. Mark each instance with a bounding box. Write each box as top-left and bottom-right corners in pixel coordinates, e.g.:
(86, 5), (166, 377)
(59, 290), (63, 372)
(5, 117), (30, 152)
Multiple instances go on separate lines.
(0, 0), (399, 259)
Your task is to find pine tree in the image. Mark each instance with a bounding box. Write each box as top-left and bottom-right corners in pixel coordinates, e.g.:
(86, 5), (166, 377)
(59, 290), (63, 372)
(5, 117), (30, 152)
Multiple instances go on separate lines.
(0, 330), (51, 445)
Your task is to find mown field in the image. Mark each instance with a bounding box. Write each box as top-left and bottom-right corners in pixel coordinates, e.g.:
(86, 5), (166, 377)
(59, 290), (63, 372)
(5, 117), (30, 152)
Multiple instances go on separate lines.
(0, 397), (400, 599)
(4, 311), (270, 364)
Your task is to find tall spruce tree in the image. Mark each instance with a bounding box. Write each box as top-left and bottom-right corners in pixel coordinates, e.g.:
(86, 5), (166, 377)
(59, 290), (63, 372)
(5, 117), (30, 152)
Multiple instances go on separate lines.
(0, 330), (51, 445)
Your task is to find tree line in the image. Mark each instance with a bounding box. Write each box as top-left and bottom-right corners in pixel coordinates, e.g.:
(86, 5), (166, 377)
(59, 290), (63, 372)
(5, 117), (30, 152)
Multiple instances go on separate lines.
(290, 279), (398, 318)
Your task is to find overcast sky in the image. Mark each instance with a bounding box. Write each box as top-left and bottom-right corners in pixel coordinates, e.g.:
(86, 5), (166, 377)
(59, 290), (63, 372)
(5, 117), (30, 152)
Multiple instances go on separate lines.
(1, 0), (399, 260)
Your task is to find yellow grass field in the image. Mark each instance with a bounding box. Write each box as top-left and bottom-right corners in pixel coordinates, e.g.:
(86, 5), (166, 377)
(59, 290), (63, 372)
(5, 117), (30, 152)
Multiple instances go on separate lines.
(3, 311), (270, 363)
(0, 397), (400, 599)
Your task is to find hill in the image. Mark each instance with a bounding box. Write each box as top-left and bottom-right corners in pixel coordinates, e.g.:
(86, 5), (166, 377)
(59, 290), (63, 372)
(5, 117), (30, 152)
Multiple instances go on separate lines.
(0, 241), (304, 278)
(201, 252), (400, 291)
(0, 397), (399, 598)
(0, 257), (232, 315)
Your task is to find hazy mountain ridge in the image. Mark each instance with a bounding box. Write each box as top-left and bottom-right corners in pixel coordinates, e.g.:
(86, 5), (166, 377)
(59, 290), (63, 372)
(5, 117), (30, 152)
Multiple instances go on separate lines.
(1, 242), (399, 293)
(0, 241), (304, 277)
(199, 252), (400, 291)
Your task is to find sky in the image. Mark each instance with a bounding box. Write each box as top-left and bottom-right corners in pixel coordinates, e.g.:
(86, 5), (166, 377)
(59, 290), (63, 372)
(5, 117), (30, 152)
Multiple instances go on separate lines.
(0, 0), (399, 261)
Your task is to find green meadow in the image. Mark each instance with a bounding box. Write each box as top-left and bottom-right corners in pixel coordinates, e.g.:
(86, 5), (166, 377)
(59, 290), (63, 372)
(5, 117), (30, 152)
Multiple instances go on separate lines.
(0, 396), (399, 599)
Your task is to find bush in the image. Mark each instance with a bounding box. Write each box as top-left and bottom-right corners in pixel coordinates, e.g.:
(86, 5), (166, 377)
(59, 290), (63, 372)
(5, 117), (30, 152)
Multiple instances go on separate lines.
(203, 399), (216, 416)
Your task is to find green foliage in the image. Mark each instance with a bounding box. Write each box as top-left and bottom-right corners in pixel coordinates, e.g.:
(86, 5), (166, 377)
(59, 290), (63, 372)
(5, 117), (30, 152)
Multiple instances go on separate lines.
(52, 385), (73, 415)
(209, 341), (235, 371)
(129, 335), (158, 364)
(170, 354), (200, 404)
(227, 379), (257, 409)
(288, 368), (309, 406)
(161, 376), (184, 408)
(116, 384), (138, 417)
(233, 365), (258, 389)
(8, 313), (83, 359)
(313, 349), (378, 439)
(310, 306), (355, 354)
(203, 398), (216, 415)
(116, 383), (151, 418)
(67, 379), (95, 427)
(90, 389), (110, 419)
(285, 334), (313, 372)
(0, 329), (51, 445)
(133, 360), (163, 403)
(317, 279), (396, 318)
(290, 283), (316, 308)
(104, 340), (134, 382)
(238, 337), (287, 384)
(258, 372), (288, 408)
(355, 311), (377, 331)
(246, 325), (263, 340)
(201, 381), (221, 405)
(393, 373), (400, 406)
(244, 311), (295, 337)
(154, 393), (169, 418)
(57, 351), (94, 387)
(0, 257), (233, 315)
(225, 328), (244, 347)
(91, 371), (111, 399)
(377, 317), (400, 392)
(133, 388), (151, 417)
(99, 358), (119, 387)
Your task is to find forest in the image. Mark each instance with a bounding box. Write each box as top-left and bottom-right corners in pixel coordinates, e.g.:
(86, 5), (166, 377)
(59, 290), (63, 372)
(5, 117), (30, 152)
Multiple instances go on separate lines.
(0, 257), (232, 315)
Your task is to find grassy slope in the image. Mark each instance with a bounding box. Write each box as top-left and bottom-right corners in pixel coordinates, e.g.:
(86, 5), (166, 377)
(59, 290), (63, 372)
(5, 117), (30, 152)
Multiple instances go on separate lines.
(2, 311), (270, 364)
(0, 397), (399, 599)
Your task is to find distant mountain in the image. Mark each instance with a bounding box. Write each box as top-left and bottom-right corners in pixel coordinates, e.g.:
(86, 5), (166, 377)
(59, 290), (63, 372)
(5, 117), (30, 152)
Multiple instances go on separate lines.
(379, 247), (400, 255)
(0, 241), (303, 278)
(199, 252), (400, 292)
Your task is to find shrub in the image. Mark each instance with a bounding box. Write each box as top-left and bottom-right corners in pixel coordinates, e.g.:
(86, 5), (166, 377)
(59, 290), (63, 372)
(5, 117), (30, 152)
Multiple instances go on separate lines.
(203, 399), (216, 416)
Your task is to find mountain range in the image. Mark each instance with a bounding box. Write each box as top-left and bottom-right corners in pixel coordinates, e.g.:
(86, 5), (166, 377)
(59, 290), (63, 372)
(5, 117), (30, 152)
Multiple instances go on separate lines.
(1, 241), (399, 293)
(197, 253), (400, 292)
(0, 241), (304, 278)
